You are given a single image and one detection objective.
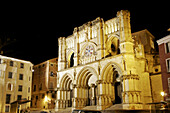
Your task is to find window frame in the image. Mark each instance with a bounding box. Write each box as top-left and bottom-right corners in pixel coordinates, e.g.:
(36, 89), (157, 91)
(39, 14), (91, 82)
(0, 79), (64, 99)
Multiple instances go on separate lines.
(19, 74), (23, 80)
(10, 61), (13, 66)
(18, 85), (23, 92)
(20, 63), (24, 68)
(166, 58), (170, 73)
(8, 72), (13, 78)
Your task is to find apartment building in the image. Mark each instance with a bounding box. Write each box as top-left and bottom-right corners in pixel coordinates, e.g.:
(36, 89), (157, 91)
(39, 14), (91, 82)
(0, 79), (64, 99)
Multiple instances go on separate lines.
(0, 55), (33, 112)
(157, 34), (170, 102)
(31, 58), (57, 109)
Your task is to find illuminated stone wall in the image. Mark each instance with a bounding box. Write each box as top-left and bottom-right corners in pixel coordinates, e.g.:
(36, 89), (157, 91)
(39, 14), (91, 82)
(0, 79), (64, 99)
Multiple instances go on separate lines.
(0, 55), (33, 112)
(57, 10), (161, 110)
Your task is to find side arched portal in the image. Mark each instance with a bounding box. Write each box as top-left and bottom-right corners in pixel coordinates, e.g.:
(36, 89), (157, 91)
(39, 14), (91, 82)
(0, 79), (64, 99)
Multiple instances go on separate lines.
(56, 74), (73, 109)
(98, 62), (123, 107)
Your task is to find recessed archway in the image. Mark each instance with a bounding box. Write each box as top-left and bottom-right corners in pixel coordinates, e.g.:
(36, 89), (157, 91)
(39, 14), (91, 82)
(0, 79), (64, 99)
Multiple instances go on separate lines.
(76, 67), (98, 107)
(101, 62), (123, 104)
(59, 74), (73, 108)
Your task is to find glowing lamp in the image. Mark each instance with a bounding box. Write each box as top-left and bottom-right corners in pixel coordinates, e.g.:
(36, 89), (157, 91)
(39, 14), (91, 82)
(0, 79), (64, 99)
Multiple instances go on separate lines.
(161, 92), (165, 97)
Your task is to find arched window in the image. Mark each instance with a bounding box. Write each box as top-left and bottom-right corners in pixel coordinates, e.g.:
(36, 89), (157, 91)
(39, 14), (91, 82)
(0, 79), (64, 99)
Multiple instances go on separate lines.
(7, 83), (12, 91)
(70, 53), (74, 67)
(111, 44), (116, 52)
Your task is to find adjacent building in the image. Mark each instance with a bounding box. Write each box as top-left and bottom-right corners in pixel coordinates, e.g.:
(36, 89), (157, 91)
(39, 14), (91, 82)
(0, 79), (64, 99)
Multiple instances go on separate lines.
(31, 58), (58, 109)
(56, 10), (162, 110)
(0, 55), (33, 112)
(157, 34), (170, 102)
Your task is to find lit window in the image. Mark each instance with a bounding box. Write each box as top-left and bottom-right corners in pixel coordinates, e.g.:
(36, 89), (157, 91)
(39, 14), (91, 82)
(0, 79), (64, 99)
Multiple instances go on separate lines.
(7, 83), (12, 91)
(5, 105), (10, 112)
(166, 42), (170, 53)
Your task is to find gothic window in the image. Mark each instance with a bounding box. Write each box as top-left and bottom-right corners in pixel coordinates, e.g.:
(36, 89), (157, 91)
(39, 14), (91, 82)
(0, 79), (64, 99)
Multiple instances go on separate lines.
(111, 44), (116, 52)
(85, 45), (94, 57)
(70, 53), (74, 67)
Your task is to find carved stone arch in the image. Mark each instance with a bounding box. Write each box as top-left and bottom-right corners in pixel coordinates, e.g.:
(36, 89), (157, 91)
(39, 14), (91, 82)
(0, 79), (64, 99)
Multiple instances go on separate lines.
(76, 66), (98, 87)
(67, 49), (74, 67)
(105, 34), (120, 56)
(101, 62), (123, 82)
(60, 73), (73, 89)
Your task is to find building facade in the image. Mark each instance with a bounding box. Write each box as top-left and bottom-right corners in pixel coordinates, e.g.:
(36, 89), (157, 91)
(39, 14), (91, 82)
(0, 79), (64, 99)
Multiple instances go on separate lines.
(157, 34), (170, 102)
(31, 58), (58, 109)
(0, 55), (33, 112)
(56, 10), (162, 110)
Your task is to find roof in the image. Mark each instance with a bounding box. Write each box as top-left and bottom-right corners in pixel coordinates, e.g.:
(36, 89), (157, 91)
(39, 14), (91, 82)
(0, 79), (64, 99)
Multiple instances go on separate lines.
(157, 35), (170, 45)
(0, 55), (33, 65)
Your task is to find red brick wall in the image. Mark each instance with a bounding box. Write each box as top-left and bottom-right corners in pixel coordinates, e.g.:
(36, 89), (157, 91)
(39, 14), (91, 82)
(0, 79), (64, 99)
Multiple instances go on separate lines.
(158, 43), (170, 95)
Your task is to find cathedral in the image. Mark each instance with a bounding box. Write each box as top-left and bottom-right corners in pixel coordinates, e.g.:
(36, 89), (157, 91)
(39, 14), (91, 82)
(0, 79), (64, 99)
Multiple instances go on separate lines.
(56, 10), (162, 110)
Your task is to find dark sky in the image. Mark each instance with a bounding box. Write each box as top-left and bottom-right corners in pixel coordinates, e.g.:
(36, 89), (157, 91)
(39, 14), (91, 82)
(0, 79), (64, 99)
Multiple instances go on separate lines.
(0, 2), (169, 65)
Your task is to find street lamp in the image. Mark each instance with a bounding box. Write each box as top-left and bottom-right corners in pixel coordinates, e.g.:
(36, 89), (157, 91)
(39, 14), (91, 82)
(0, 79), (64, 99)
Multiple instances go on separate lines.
(161, 91), (165, 97)
(44, 96), (51, 109)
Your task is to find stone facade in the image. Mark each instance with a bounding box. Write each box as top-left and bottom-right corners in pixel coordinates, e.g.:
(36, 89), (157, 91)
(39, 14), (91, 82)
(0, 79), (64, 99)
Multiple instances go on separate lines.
(0, 55), (33, 112)
(56, 10), (161, 110)
(31, 58), (58, 109)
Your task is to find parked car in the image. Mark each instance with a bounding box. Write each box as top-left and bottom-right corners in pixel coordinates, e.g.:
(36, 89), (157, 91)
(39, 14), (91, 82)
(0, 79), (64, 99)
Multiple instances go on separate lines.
(72, 109), (101, 113)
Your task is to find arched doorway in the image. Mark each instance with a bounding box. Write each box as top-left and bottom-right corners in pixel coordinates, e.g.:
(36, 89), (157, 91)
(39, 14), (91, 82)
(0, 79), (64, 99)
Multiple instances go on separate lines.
(58, 74), (73, 108)
(101, 63), (123, 105)
(113, 72), (122, 104)
(74, 67), (98, 108)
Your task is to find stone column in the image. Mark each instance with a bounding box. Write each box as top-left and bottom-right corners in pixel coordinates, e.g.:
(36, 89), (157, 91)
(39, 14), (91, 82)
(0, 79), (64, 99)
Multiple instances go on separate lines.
(73, 27), (79, 66)
(96, 18), (104, 60)
(90, 84), (96, 105)
(96, 80), (108, 110)
(122, 74), (142, 109)
(58, 37), (66, 71)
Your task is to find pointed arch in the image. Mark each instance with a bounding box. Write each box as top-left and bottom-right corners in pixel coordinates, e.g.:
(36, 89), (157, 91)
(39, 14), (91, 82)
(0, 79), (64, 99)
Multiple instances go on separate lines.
(60, 73), (73, 90)
(76, 66), (98, 87)
(101, 62), (122, 82)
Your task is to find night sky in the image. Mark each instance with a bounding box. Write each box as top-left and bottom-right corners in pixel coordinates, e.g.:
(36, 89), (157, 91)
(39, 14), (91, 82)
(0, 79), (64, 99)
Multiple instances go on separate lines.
(0, 2), (169, 65)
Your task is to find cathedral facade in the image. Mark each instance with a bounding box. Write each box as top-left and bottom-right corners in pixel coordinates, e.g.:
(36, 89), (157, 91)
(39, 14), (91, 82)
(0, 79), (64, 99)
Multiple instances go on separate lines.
(56, 10), (161, 110)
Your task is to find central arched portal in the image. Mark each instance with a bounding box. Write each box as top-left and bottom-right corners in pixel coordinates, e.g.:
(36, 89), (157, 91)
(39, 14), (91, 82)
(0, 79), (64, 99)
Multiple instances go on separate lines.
(74, 67), (98, 108)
